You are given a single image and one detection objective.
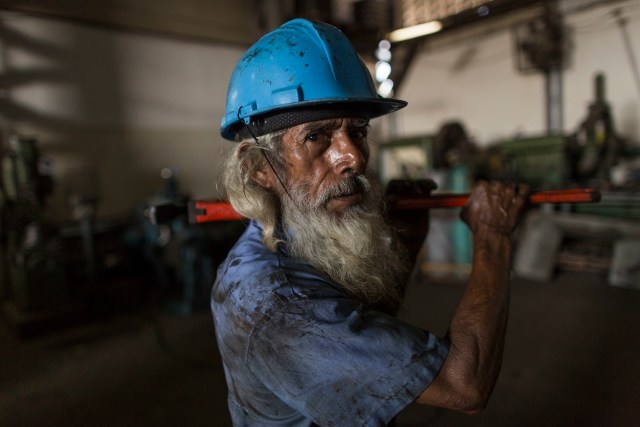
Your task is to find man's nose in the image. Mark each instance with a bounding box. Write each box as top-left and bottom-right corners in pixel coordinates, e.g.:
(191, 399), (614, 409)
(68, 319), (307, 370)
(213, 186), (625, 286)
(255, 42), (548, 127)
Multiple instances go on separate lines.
(330, 134), (367, 176)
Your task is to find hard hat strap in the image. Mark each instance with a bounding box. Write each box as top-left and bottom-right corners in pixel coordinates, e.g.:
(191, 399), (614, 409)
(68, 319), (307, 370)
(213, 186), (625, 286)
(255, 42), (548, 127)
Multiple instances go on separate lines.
(238, 109), (294, 203)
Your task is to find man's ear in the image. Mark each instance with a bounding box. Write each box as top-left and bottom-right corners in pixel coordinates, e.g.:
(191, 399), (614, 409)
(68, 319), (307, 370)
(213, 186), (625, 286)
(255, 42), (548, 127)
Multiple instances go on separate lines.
(252, 163), (277, 190)
(237, 141), (279, 190)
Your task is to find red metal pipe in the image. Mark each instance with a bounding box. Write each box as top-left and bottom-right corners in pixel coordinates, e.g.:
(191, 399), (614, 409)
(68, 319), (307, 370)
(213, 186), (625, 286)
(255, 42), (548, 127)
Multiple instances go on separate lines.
(188, 188), (600, 224)
(393, 188), (601, 211)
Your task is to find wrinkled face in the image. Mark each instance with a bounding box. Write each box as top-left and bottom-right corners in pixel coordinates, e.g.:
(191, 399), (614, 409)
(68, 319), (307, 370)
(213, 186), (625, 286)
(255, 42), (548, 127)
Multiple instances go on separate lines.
(281, 117), (370, 215)
(267, 118), (407, 314)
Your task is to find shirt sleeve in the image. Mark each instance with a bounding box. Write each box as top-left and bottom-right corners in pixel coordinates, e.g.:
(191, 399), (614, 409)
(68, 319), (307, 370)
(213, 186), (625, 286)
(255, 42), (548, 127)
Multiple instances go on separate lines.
(246, 282), (449, 427)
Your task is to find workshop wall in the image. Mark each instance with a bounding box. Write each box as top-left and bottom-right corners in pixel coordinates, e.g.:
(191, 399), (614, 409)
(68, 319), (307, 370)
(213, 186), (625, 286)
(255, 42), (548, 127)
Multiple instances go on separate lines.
(0, 11), (242, 221)
(397, 1), (640, 147)
(397, 24), (545, 143)
(2, 1), (639, 223)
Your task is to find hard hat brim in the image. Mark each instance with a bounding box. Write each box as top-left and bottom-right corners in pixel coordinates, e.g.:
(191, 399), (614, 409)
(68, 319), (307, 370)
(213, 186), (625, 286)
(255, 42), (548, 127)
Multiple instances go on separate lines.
(221, 97), (407, 141)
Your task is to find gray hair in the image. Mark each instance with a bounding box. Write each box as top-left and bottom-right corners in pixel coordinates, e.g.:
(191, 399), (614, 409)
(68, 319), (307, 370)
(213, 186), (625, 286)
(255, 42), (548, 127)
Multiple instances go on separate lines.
(222, 131), (286, 251)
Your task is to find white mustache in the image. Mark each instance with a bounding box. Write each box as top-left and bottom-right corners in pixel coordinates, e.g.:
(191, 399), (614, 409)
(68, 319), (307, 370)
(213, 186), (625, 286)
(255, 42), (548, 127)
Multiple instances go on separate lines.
(316, 174), (372, 208)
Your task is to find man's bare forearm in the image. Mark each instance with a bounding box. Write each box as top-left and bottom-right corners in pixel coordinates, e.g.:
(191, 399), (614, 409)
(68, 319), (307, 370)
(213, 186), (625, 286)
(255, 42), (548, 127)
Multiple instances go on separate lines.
(449, 227), (512, 405)
(417, 180), (527, 411)
(418, 227), (513, 411)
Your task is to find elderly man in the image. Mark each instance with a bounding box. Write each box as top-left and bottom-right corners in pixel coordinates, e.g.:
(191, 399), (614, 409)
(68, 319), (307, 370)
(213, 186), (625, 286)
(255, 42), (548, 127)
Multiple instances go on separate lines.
(211, 19), (528, 426)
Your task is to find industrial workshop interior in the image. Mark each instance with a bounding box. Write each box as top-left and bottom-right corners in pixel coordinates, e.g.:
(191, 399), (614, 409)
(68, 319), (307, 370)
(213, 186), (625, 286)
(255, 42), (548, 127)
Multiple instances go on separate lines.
(1, 0), (639, 425)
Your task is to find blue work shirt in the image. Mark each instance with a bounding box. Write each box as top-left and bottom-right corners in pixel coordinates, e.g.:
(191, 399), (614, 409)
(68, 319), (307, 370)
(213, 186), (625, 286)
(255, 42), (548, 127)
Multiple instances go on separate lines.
(211, 220), (449, 426)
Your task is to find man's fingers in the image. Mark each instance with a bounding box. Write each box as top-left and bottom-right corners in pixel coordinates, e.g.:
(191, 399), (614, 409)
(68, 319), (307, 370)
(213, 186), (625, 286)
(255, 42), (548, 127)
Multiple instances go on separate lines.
(513, 183), (530, 211)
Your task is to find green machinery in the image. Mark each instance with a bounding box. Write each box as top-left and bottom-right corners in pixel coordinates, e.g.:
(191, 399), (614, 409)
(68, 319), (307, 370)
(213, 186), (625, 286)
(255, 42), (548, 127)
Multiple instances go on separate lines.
(478, 73), (638, 220)
(0, 134), (245, 336)
(375, 73), (638, 278)
(475, 133), (569, 189)
(481, 73), (624, 191)
(1, 135), (68, 312)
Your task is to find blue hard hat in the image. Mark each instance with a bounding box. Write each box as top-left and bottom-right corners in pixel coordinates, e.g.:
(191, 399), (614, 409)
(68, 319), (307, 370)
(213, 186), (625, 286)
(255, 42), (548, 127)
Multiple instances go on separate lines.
(220, 18), (407, 141)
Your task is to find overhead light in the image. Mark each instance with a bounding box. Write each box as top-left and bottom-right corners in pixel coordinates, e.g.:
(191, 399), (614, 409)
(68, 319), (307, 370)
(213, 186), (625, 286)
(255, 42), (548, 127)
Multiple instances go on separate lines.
(377, 79), (394, 98)
(387, 20), (443, 43)
(375, 61), (392, 82)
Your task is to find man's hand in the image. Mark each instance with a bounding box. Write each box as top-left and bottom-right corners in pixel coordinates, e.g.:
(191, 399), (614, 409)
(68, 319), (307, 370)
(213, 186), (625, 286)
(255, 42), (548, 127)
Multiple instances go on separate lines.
(460, 180), (529, 236)
(385, 179), (437, 263)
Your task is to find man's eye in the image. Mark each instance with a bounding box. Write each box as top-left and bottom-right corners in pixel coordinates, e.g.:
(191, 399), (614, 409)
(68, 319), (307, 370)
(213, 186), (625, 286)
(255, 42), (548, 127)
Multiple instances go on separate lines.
(305, 132), (321, 142)
(349, 129), (367, 140)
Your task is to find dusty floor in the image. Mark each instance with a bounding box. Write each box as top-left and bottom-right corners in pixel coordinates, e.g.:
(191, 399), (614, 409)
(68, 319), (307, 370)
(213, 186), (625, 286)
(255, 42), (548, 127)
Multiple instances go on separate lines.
(1, 269), (639, 426)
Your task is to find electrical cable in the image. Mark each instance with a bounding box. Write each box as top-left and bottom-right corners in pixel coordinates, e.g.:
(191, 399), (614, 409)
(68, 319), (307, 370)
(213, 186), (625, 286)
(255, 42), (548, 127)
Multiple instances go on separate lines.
(567, 1), (640, 33)
(570, 9), (640, 34)
(237, 108), (293, 202)
(613, 8), (640, 104)
(560, 0), (637, 15)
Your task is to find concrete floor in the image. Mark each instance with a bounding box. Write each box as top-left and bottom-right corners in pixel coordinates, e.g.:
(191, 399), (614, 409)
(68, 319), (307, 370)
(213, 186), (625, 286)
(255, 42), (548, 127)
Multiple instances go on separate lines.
(1, 269), (639, 426)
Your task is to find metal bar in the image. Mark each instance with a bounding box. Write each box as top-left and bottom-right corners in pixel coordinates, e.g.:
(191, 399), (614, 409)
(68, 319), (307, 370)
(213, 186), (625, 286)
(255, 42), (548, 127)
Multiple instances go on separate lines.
(393, 188), (601, 210)
(179, 188), (601, 223)
(190, 201), (244, 223)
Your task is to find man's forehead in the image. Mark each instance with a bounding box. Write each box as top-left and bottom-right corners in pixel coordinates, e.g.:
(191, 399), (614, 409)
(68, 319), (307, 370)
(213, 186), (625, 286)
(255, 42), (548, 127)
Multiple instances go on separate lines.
(293, 117), (369, 132)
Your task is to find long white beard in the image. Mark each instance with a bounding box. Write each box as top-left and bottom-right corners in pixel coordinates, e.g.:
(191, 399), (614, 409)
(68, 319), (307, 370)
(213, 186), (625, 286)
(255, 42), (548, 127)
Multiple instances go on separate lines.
(281, 173), (409, 314)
